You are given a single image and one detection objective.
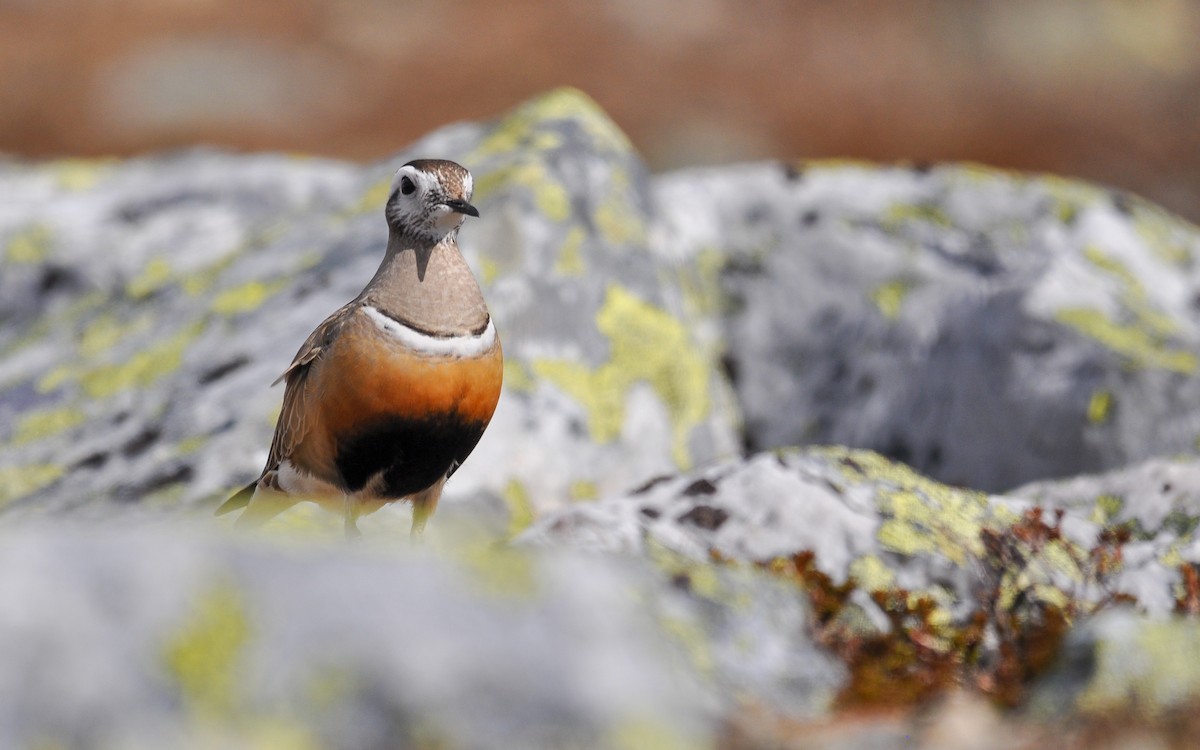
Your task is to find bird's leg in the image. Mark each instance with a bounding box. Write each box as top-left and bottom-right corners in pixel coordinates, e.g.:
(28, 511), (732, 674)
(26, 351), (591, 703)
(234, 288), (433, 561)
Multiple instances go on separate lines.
(409, 476), (447, 538)
(343, 494), (362, 540)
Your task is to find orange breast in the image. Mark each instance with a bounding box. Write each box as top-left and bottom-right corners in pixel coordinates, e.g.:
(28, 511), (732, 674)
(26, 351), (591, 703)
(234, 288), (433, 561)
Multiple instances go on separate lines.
(314, 325), (504, 446)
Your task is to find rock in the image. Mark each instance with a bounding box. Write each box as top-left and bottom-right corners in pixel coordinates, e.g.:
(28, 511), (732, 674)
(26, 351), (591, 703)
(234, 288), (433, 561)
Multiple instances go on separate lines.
(0, 88), (740, 529)
(654, 161), (1200, 491)
(0, 522), (718, 749)
(1030, 608), (1200, 722)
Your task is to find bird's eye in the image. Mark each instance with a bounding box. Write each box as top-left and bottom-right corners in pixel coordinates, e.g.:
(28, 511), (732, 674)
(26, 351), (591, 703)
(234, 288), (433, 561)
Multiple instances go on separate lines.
(400, 176), (416, 195)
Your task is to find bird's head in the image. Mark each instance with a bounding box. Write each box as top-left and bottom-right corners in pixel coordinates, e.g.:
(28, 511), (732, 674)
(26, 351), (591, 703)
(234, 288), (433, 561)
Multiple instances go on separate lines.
(385, 159), (479, 243)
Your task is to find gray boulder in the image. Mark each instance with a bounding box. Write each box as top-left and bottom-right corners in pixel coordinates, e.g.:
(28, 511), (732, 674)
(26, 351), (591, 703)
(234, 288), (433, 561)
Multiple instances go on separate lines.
(654, 162), (1200, 491)
(0, 89), (740, 528)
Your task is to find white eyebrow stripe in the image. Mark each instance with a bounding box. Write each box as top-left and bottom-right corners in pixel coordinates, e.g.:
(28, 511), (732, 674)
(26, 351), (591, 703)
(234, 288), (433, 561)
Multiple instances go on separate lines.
(362, 305), (496, 358)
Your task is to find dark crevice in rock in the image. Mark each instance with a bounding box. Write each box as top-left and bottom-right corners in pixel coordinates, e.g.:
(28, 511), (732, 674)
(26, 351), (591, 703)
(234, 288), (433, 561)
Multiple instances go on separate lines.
(639, 507), (661, 519)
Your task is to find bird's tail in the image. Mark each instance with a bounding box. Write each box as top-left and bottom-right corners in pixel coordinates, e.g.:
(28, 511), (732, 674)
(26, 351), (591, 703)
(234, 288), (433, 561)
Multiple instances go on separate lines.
(215, 481), (256, 516)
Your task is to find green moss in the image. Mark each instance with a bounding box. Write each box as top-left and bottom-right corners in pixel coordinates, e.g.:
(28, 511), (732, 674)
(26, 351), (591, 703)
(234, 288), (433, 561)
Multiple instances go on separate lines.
(212, 279), (287, 315)
(13, 406), (86, 444)
(0, 463), (64, 505)
(1055, 308), (1196, 373)
(80, 322), (205, 398)
(6, 224), (52, 264)
(532, 285), (710, 468)
(163, 583), (250, 717)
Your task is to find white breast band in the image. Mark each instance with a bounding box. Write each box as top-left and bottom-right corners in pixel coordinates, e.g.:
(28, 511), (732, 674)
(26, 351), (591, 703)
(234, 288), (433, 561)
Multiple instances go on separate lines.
(362, 305), (496, 358)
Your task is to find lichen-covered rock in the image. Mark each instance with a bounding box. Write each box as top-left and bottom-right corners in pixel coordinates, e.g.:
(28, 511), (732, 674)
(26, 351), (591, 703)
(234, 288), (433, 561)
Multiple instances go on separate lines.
(522, 446), (1200, 624)
(0, 523), (719, 749)
(1031, 609), (1200, 721)
(654, 162), (1200, 491)
(0, 88), (740, 528)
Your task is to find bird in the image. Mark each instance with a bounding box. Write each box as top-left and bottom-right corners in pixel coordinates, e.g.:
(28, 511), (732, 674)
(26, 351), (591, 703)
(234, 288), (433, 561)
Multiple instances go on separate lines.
(217, 158), (502, 537)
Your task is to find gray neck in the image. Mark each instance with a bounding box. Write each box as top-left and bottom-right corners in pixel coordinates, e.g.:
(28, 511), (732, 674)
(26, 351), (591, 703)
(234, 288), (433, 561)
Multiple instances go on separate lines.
(359, 230), (490, 336)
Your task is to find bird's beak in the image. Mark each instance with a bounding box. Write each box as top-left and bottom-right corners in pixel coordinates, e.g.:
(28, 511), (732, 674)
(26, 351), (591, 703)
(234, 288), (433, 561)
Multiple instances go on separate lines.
(445, 199), (480, 218)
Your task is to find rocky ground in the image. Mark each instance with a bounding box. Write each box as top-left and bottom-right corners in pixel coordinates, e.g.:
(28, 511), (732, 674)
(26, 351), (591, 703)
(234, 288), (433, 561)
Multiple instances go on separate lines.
(3, 90), (1200, 748)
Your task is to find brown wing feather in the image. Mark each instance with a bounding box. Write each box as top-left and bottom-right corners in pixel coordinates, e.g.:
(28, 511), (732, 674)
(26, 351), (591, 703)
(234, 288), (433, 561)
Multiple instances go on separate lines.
(262, 301), (359, 474)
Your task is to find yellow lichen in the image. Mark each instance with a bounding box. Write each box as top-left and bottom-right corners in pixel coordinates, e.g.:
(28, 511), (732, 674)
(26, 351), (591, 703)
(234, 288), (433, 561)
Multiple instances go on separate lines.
(1077, 620), (1200, 716)
(459, 544), (537, 599)
(353, 177), (392, 215)
(553, 226), (587, 276)
(478, 256), (500, 286)
(13, 406), (85, 444)
(502, 479), (535, 537)
(473, 161), (570, 221)
(128, 257), (173, 299)
(163, 584), (250, 717)
(471, 88), (630, 161)
(53, 158), (113, 191)
(1055, 308), (1196, 373)
(80, 322), (205, 398)
(502, 360), (535, 393)
(849, 554), (896, 592)
(6, 224), (52, 264)
(871, 279), (913, 320)
(568, 480), (599, 502)
(212, 279), (287, 316)
(79, 313), (152, 359)
(1087, 389), (1114, 424)
(883, 202), (952, 229)
(532, 285), (710, 468)
(0, 464), (64, 505)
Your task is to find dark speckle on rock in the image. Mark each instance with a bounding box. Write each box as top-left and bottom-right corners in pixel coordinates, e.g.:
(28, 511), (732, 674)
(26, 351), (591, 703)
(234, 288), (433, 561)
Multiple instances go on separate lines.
(631, 475), (674, 495)
(198, 356), (250, 385)
(639, 506), (661, 519)
(122, 427), (161, 458)
(781, 161), (804, 182)
(677, 504), (729, 530)
(682, 478), (718, 497)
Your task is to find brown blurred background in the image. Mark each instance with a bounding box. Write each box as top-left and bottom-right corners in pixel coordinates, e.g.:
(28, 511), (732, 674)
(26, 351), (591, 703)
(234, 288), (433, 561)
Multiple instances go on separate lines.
(3, 0), (1199, 220)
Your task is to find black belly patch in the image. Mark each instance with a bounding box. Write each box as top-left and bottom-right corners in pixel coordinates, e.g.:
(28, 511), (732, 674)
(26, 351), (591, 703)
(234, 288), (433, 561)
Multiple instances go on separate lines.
(335, 412), (488, 498)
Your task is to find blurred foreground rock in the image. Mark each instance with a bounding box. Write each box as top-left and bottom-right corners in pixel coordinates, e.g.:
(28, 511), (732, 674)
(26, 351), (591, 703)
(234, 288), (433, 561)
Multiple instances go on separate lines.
(3, 90), (1200, 747)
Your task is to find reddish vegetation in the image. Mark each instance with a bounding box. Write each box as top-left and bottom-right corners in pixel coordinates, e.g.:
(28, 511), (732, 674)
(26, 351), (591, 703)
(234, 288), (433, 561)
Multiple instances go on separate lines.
(753, 507), (1141, 711)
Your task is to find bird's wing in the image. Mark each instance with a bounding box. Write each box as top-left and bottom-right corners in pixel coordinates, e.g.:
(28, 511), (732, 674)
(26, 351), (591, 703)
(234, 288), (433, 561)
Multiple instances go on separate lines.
(263, 301), (358, 472)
